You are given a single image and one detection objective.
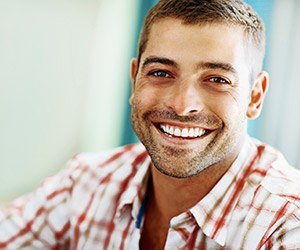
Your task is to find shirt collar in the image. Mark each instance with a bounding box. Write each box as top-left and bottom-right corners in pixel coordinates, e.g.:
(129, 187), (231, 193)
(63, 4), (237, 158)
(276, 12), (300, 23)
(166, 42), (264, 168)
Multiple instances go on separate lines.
(115, 137), (258, 246)
(115, 148), (151, 221)
(190, 136), (258, 246)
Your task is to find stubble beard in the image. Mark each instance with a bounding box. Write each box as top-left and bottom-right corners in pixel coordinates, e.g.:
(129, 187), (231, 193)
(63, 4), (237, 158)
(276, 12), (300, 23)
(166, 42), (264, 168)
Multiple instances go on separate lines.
(131, 103), (245, 179)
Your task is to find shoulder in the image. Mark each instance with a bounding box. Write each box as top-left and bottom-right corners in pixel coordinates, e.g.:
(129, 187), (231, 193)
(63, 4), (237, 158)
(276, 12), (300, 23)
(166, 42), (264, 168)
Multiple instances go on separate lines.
(252, 139), (300, 209)
(234, 138), (300, 246)
(32, 143), (149, 202)
(56, 143), (150, 214)
(67, 143), (149, 181)
(73, 143), (147, 168)
(249, 138), (300, 206)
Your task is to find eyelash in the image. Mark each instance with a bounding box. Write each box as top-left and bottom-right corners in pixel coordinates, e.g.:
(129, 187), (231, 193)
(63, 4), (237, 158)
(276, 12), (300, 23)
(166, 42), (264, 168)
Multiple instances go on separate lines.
(147, 70), (231, 86)
(206, 76), (231, 85)
(148, 70), (172, 78)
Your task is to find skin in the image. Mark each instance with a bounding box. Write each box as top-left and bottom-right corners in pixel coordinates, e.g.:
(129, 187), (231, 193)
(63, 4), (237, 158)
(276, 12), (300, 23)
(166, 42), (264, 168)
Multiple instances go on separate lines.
(130, 18), (268, 249)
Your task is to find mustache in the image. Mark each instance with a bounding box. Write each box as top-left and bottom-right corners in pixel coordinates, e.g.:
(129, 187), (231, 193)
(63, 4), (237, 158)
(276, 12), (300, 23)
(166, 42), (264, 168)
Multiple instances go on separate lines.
(142, 109), (222, 127)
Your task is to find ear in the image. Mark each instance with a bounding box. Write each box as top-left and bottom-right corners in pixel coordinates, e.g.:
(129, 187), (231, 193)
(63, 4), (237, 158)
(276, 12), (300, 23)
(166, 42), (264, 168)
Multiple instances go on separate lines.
(247, 71), (269, 119)
(129, 58), (138, 105)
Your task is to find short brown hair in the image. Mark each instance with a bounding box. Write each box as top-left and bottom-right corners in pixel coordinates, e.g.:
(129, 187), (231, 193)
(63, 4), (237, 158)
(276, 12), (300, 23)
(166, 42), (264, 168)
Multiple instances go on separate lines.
(137, 0), (265, 82)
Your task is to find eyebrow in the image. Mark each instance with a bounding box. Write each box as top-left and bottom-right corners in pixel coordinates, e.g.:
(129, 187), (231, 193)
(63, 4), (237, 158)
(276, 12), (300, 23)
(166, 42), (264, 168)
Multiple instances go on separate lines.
(141, 56), (238, 76)
(197, 61), (238, 75)
(141, 56), (179, 69)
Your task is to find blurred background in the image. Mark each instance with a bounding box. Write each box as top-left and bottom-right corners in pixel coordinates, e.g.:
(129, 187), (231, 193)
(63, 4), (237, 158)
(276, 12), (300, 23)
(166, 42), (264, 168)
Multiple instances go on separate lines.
(0, 0), (300, 202)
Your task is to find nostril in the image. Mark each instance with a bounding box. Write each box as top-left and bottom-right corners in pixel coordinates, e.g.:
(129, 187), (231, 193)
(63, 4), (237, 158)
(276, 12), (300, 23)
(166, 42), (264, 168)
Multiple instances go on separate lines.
(165, 92), (204, 116)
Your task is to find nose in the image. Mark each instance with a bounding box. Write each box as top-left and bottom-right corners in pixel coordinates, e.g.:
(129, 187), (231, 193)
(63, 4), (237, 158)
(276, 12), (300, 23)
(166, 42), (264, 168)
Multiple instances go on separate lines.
(164, 81), (204, 116)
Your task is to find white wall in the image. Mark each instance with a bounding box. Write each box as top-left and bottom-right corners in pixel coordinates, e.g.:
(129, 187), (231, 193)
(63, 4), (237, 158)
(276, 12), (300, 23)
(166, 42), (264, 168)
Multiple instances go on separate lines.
(80, 0), (139, 152)
(3, 0), (299, 204)
(0, 0), (139, 202)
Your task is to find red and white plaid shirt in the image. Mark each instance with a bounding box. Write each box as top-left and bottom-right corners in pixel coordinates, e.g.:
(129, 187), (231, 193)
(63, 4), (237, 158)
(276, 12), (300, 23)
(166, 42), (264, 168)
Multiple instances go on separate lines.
(1, 136), (300, 249)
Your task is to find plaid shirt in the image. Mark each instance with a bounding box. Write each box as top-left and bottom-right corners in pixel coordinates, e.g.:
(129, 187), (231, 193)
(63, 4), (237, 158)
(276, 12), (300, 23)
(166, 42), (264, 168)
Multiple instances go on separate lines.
(1, 136), (300, 249)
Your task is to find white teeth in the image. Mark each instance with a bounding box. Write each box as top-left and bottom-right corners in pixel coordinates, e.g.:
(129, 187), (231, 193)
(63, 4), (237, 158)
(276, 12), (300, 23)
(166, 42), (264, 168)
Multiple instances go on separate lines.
(159, 124), (208, 138)
(174, 128), (181, 136)
(188, 128), (194, 137)
(181, 128), (189, 137)
(194, 128), (200, 136)
(165, 126), (169, 134)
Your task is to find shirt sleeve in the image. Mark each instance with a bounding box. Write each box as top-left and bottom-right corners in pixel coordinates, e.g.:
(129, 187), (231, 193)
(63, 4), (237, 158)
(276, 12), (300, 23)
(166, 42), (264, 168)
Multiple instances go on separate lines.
(0, 158), (78, 250)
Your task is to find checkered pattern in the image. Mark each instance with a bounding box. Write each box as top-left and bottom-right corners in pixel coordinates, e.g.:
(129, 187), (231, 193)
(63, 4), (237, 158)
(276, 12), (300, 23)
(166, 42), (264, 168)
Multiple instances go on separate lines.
(1, 137), (300, 249)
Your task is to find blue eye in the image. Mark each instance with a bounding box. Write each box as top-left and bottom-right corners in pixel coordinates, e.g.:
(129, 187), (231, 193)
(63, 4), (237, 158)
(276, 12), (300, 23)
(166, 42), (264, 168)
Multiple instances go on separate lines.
(150, 70), (171, 78)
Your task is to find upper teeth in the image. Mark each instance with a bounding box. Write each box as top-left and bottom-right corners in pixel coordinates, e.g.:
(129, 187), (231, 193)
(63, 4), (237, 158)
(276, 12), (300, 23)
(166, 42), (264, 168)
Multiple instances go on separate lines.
(160, 124), (206, 138)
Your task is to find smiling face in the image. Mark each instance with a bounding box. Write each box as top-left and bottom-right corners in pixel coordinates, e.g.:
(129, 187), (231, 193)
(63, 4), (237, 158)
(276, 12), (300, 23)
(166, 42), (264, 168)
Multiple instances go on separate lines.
(130, 18), (267, 178)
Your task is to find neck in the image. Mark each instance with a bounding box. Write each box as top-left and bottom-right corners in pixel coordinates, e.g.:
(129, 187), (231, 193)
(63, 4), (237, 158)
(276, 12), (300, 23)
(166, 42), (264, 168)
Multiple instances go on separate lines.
(149, 146), (241, 221)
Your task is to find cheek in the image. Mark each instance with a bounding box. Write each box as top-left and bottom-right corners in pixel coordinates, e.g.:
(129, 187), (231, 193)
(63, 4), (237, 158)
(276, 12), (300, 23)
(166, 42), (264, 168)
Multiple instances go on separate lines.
(133, 86), (166, 109)
(206, 93), (248, 123)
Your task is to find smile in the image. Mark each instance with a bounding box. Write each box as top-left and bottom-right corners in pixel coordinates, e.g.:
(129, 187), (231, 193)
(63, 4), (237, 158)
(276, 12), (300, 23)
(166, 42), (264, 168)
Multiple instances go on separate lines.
(158, 123), (210, 139)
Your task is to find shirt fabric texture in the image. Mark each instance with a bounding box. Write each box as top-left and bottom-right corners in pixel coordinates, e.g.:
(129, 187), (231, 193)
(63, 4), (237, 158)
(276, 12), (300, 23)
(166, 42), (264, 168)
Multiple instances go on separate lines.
(1, 136), (300, 249)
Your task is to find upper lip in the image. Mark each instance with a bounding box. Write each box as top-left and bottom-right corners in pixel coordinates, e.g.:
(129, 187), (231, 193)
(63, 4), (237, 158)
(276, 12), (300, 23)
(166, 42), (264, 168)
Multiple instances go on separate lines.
(152, 120), (216, 131)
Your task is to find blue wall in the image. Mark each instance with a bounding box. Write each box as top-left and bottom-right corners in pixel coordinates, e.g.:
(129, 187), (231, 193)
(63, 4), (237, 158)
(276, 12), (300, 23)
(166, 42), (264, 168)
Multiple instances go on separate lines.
(122, 0), (158, 145)
(245, 0), (274, 137)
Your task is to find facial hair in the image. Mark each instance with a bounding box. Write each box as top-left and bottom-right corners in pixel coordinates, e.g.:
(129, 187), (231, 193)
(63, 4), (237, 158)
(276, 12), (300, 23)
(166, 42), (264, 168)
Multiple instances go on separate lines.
(131, 100), (246, 178)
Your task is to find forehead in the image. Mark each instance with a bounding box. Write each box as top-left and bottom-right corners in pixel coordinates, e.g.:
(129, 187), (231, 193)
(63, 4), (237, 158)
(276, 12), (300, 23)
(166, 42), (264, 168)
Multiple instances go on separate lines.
(142, 18), (248, 68)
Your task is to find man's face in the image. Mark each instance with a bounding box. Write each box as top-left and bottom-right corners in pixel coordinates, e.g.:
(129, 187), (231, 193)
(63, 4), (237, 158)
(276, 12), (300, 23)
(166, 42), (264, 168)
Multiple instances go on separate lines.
(130, 18), (264, 178)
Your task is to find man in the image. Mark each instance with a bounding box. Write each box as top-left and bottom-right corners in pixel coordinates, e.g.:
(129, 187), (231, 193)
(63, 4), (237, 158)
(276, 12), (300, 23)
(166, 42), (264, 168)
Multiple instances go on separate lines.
(1, 0), (300, 249)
